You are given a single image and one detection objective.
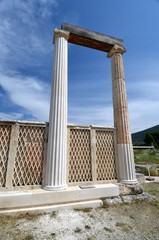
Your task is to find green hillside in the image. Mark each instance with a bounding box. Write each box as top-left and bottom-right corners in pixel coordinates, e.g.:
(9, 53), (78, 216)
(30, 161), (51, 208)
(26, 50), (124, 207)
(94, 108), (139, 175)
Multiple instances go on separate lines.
(132, 124), (159, 145)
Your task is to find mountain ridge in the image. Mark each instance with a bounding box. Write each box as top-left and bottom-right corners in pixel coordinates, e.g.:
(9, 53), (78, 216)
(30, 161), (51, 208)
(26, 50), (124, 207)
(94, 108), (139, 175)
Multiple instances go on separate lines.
(132, 124), (159, 145)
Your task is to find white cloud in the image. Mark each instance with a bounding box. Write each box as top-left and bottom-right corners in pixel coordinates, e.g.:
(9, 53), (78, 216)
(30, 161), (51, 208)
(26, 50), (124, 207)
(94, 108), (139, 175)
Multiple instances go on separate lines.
(0, 72), (50, 121)
(0, 0), (57, 70)
(69, 105), (113, 126)
(0, 112), (24, 121)
(126, 60), (159, 132)
(129, 99), (159, 133)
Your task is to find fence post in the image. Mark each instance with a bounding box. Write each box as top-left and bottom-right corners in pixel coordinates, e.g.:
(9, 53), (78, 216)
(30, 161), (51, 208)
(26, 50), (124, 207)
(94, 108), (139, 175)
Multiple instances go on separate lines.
(113, 128), (118, 180)
(90, 128), (96, 183)
(5, 123), (19, 189)
(42, 122), (49, 187)
(66, 127), (70, 184)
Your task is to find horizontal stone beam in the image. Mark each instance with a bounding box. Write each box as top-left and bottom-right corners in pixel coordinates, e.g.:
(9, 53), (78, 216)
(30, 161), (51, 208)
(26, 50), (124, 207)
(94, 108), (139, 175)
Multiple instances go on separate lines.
(61, 23), (124, 52)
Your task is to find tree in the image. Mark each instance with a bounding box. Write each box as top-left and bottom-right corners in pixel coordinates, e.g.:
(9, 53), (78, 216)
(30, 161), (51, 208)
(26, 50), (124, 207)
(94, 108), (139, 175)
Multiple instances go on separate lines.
(151, 132), (159, 148)
(144, 133), (154, 146)
(144, 132), (159, 148)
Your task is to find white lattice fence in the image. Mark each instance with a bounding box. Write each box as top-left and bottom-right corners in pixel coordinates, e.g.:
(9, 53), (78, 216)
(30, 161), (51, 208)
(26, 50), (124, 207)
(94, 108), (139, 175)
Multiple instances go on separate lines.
(0, 124), (11, 187)
(0, 121), (117, 189)
(96, 130), (117, 181)
(12, 125), (45, 186)
(68, 126), (117, 185)
(68, 128), (92, 183)
(0, 121), (46, 189)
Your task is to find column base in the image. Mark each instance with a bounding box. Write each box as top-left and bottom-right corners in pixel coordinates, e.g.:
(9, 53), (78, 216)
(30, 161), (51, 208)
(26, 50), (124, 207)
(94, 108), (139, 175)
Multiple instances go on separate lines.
(117, 144), (137, 182)
(120, 179), (138, 185)
(42, 184), (68, 191)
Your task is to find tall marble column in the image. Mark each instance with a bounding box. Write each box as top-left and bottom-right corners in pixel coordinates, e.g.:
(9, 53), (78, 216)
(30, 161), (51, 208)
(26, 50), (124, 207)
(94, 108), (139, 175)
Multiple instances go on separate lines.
(43, 29), (69, 190)
(108, 45), (137, 184)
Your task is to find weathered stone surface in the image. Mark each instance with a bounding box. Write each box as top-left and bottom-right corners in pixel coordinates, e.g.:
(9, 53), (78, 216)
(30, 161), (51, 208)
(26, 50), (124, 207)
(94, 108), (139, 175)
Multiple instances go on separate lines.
(118, 183), (143, 195)
(103, 196), (123, 206)
(121, 192), (156, 203)
(110, 50), (131, 144)
(103, 192), (156, 206)
(108, 46), (137, 184)
(61, 23), (124, 52)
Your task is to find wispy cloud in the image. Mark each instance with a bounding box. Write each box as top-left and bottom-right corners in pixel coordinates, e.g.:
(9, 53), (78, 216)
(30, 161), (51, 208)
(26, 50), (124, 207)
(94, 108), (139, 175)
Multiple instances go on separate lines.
(0, 112), (24, 121)
(129, 99), (159, 133)
(0, 71), (50, 121)
(126, 60), (159, 132)
(0, 0), (57, 71)
(0, 0), (58, 121)
(69, 105), (113, 126)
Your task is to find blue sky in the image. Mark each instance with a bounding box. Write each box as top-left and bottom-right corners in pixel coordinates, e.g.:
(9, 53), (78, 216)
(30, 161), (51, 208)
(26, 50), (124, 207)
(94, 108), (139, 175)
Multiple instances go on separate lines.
(0, 0), (159, 133)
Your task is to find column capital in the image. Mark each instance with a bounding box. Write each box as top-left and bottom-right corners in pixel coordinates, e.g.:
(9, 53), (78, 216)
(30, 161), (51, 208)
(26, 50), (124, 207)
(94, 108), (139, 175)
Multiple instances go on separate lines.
(53, 29), (70, 43)
(107, 44), (126, 58)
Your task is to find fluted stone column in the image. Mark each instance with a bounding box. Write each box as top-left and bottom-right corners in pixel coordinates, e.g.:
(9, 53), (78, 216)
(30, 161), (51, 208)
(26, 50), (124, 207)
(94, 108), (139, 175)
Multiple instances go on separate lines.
(108, 45), (137, 184)
(43, 29), (69, 190)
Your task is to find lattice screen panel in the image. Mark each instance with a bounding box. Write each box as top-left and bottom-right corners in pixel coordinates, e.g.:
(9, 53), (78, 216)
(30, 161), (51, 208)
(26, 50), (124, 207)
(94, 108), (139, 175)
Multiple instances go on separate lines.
(0, 125), (11, 187)
(12, 126), (45, 186)
(96, 130), (117, 181)
(68, 129), (92, 183)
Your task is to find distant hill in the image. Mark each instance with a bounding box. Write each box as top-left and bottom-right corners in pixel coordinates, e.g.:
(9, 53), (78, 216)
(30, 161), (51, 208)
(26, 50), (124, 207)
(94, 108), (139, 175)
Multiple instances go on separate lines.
(132, 124), (159, 145)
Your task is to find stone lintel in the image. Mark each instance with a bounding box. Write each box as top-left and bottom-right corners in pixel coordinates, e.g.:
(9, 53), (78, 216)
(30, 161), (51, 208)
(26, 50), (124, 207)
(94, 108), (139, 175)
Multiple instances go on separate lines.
(107, 44), (126, 58)
(61, 22), (124, 52)
(53, 28), (70, 43)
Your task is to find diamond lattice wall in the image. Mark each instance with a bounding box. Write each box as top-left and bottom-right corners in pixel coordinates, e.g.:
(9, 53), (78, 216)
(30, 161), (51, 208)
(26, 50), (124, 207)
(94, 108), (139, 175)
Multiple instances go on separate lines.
(96, 130), (117, 181)
(0, 121), (117, 188)
(12, 125), (45, 186)
(68, 129), (92, 183)
(0, 125), (11, 187)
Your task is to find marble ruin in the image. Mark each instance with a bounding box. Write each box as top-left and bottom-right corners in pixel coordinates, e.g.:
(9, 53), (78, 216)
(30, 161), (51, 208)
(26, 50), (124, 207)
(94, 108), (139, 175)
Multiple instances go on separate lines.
(0, 23), (137, 213)
(43, 23), (137, 190)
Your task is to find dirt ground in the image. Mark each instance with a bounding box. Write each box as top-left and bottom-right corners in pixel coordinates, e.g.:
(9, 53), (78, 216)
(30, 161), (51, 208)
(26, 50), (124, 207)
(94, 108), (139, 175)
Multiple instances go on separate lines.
(0, 182), (159, 240)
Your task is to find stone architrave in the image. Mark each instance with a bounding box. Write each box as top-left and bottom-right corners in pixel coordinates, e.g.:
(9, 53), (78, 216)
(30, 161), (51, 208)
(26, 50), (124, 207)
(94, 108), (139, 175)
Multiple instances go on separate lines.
(43, 29), (69, 190)
(108, 45), (137, 184)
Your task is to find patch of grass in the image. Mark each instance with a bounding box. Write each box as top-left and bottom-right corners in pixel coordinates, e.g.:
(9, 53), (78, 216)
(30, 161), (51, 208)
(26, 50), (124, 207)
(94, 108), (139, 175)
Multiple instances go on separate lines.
(134, 149), (159, 165)
(142, 182), (159, 198)
(50, 232), (56, 237)
(139, 167), (150, 175)
(87, 236), (96, 240)
(147, 190), (159, 196)
(102, 201), (109, 209)
(134, 149), (144, 155)
(104, 226), (115, 232)
(116, 222), (132, 232)
(0, 217), (7, 227)
(18, 213), (41, 221)
(50, 211), (57, 218)
(149, 201), (159, 209)
(142, 182), (159, 189)
(74, 227), (82, 233)
(74, 208), (92, 213)
(22, 234), (34, 240)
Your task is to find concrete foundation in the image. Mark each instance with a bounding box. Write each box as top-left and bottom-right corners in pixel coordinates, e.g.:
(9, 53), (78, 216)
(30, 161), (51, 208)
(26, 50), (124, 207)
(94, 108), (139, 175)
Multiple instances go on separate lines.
(0, 184), (119, 214)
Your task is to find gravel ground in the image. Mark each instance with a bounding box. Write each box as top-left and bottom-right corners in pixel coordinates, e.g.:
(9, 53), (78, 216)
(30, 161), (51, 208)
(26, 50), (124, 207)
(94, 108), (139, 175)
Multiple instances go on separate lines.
(0, 182), (159, 240)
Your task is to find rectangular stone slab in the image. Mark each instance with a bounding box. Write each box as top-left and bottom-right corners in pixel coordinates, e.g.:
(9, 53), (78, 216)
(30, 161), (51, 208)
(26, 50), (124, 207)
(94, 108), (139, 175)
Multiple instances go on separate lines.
(61, 23), (124, 52)
(0, 184), (119, 212)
